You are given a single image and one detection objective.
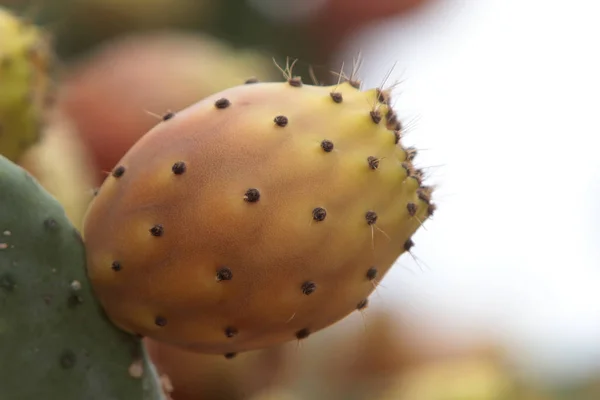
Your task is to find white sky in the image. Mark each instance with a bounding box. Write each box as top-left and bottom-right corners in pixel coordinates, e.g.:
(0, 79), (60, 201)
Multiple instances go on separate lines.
(337, 0), (600, 384)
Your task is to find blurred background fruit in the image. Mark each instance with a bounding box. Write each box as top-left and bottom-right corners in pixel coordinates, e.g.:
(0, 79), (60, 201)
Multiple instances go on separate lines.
(56, 31), (278, 184)
(0, 5), (55, 162)
(146, 339), (289, 400)
(380, 354), (515, 400)
(11, 0), (438, 81)
(313, 311), (422, 399)
(18, 109), (95, 230)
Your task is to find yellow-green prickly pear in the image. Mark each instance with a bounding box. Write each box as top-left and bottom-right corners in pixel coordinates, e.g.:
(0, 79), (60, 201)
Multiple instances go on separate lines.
(0, 6), (54, 162)
(83, 76), (436, 357)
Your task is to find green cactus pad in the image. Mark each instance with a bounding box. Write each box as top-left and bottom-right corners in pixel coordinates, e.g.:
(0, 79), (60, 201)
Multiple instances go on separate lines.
(0, 155), (165, 400)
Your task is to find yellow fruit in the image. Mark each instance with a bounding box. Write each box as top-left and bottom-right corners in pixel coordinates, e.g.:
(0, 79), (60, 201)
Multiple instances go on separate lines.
(0, 7), (54, 162)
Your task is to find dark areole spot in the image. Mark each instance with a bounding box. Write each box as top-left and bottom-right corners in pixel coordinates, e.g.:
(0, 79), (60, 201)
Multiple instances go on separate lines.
(330, 92), (343, 103)
(216, 267), (233, 281)
(301, 281), (317, 295)
(288, 77), (303, 87)
(295, 328), (310, 340)
(244, 188), (261, 202)
(370, 110), (382, 124)
(274, 115), (288, 127)
(406, 203), (417, 217)
(367, 156), (379, 170)
(225, 327), (238, 338)
(365, 211), (378, 225)
(112, 165), (126, 178)
(320, 140), (334, 152)
(214, 98), (231, 109)
(172, 161), (186, 175)
(149, 224), (164, 237)
(427, 204), (437, 217)
(357, 298), (369, 310)
(312, 207), (327, 221)
(366, 267), (377, 281)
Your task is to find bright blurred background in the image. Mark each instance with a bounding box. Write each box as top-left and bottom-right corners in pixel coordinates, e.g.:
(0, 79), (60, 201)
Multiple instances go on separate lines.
(3, 0), (599, 398)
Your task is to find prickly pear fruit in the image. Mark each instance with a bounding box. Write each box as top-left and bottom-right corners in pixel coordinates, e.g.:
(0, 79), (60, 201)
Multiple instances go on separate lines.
(0, 154), (165, 399)
(0, 7), (54, 162)
(83, 77), (436, 356)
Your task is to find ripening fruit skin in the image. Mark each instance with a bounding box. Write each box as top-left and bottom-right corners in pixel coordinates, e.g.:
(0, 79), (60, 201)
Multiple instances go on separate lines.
(83, 79), (436, 356)
(0, 7), (54, 162)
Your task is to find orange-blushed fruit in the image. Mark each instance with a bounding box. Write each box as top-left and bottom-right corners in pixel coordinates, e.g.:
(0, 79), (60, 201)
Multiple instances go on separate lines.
(83, 78), (436, 356)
